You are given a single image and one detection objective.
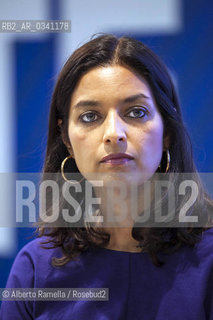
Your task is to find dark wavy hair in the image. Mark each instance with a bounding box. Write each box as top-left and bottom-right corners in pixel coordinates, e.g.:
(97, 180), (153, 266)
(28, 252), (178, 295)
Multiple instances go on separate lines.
(38, 34), (213, 267)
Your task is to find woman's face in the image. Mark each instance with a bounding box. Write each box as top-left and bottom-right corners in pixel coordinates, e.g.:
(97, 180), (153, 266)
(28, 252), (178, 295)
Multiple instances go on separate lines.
(68, 65), (165, 185)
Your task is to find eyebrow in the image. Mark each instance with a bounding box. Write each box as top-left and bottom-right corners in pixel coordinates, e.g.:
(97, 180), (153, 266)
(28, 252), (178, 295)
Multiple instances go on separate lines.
(123, 93), (151, 103)
(72, 93), (151, 109)
(73, 100), (100, 109)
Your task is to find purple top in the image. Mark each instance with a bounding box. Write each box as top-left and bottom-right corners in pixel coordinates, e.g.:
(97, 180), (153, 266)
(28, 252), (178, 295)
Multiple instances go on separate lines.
(1, 229), (213, 320)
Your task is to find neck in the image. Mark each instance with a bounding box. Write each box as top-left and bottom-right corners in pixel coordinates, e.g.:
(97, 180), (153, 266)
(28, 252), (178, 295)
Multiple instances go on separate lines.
(104, 227), (141, 252)
(92, 183), (147, 252)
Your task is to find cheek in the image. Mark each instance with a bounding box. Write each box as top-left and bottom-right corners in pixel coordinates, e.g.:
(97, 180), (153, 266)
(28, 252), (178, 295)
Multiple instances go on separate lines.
(68, 128), (85, 162)
(149, 116), (164, 143)
(68, 126), (86, 149)
(138, 120), (164, 157)
(68, 126), (94, 171)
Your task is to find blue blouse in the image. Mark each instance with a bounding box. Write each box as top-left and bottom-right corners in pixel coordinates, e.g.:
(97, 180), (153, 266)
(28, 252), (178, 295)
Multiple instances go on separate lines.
(1, 229), (213, 319)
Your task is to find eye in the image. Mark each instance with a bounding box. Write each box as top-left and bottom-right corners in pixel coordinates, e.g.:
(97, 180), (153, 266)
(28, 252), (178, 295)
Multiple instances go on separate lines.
(79, 112), (100, 123)
(126, 107), (147, 118)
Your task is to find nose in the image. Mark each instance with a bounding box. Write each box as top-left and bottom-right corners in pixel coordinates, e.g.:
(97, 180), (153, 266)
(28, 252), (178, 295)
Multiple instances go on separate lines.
(103, 110), (127, 145)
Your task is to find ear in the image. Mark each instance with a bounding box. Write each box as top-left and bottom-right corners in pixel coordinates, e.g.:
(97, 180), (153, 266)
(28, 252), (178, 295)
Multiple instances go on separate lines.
(57, 119), (62, 127)
(58, 119), (75, 157)
(163, 134), (170, 151)
(64, 141), (75, 158)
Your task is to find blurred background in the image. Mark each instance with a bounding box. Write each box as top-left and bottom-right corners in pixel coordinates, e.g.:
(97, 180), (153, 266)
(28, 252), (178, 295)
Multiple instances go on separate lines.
(0, 0), (213, 293)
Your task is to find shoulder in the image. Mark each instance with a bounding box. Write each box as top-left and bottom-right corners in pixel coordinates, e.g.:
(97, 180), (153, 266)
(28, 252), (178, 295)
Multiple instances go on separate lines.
(5, 237), (62, 288)
(188, 227), (213, 271)
(195, 227), (213, 257)
(14, 236), (62, 266)
(17, 236), (62, 262)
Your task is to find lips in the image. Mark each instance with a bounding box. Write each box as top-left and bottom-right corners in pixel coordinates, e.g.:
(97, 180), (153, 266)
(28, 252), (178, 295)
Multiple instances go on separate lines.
(100, 153), (134, 164)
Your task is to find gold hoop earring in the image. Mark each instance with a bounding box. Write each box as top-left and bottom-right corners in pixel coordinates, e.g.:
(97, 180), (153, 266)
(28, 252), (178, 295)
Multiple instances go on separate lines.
(158, 150), (170, 173)
(165, 149), (170, 173)
(61, 155), (84, 184)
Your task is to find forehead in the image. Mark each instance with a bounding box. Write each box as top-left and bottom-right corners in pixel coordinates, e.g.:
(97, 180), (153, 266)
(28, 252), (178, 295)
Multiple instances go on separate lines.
(70, 65), (154, 103)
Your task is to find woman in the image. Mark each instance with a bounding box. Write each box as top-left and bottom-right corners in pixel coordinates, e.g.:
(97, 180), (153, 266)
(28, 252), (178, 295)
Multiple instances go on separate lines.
(1, 34), (213, 320)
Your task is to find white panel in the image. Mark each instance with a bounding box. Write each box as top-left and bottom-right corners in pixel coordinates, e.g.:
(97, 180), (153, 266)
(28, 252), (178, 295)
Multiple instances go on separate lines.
(0, 0), (49, 19)
(0, 37), (16, 255)
(0, 229), (16, 257)
(0, 0), (49, 40)
(0, 39), (14, 172)
(0, 0), (49, 255)
(57, 0), (183, 67)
